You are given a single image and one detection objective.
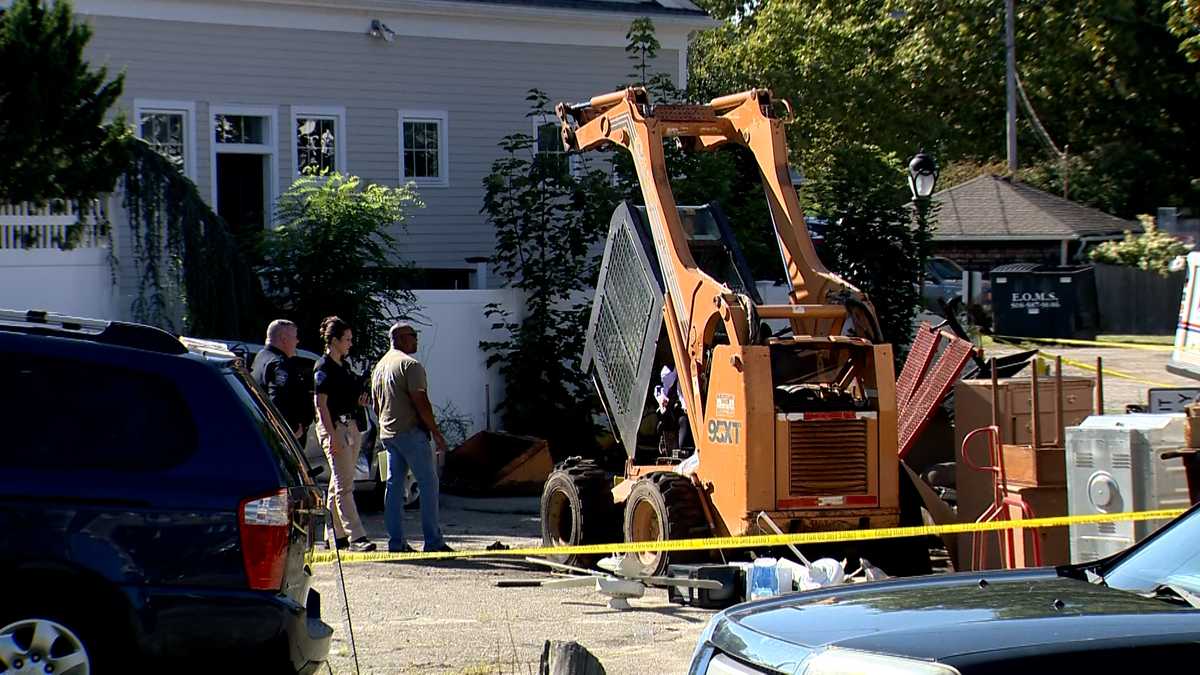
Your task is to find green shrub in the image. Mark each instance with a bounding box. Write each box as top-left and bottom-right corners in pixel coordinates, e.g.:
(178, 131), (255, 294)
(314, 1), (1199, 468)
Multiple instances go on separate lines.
(1088, 215), (1191, 276)
(261, 173), (423, 358)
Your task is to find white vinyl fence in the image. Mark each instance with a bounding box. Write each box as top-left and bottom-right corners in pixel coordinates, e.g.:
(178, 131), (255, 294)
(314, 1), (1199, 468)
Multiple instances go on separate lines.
(0, 200), (120, 319)
(405, 288), (526, 439)
(0, 202), (525, 437)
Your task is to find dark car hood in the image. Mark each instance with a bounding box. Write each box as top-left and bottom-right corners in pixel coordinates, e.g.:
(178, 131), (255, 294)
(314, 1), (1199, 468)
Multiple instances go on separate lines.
(712, 570), (1200, 667)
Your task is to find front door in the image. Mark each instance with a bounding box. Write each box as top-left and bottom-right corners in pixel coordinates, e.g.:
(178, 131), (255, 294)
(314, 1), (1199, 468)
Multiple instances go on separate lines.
(211, 109), (275, 238)
(216, 153), (268, 234)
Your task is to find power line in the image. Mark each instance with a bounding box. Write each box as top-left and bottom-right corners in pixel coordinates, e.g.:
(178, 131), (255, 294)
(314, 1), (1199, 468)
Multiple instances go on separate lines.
(1014, 70), (1072, 199)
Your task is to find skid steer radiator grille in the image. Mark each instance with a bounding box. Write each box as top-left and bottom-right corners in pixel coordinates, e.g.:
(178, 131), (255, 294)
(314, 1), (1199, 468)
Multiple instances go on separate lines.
(592, 231), (655, 416)
(787, 419), (869, 495)
(582, 202), (664, 457)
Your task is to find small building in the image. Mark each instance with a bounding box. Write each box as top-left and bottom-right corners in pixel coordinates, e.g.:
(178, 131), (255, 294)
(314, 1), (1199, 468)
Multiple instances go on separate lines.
(929, 174), (1139, 272)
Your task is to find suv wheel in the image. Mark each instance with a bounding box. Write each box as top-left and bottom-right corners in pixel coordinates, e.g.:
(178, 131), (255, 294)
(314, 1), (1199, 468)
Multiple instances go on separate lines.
(0, 616), (92, 675)
(402, 468), (420, 509)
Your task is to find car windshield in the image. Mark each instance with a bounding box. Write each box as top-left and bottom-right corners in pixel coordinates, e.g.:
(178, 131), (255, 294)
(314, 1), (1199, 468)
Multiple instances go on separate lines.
(1103, 506), (1200, 595)
(927, 258), (963, 280)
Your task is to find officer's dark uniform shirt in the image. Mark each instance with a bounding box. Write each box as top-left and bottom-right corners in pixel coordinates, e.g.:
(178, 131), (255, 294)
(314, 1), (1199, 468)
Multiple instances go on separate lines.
(251, 346), (313, 432)
(314, 355), (361, 422)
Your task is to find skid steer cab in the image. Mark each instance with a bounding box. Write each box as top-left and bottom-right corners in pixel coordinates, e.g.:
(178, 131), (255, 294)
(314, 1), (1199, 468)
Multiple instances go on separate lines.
(538, 88), (930, 577)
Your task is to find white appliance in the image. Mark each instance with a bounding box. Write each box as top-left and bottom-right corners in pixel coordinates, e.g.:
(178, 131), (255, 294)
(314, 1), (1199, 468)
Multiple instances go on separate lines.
(1065, 414), (1192, 563)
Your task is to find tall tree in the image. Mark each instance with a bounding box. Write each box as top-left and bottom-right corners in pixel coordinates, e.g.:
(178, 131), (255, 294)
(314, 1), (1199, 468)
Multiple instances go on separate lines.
(690, 0), (1200, 217)
(625, 17), (662, 89)
(804, 143), (929, 351)
(611, 18), (776, 276)
(0, 0), (129, 205)
(1168, 0), (1200, 62)
(481, 90), (618, 459)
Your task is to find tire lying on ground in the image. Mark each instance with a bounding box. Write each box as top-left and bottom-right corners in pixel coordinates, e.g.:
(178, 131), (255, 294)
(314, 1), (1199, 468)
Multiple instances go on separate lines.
(622, 472), (710, 577)
(540, 457), (619, 568)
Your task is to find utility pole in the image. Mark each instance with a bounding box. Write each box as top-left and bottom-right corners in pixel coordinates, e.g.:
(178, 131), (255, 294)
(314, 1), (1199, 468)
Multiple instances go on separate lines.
(1006, 0), (1017, 174)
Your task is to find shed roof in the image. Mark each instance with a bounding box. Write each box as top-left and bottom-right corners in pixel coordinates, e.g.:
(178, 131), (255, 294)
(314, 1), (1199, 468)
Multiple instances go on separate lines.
(929, 174), (1138, 241)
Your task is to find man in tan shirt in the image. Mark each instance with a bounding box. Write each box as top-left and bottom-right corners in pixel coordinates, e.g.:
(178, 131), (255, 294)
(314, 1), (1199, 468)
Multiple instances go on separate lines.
(372, 322), (451, 553)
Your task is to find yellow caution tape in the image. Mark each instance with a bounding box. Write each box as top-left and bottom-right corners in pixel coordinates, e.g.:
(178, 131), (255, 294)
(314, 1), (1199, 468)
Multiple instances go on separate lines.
(994, 335), (1174, 352)
(1034, 352), (1177, 388)
(308, 508), (1186, 566)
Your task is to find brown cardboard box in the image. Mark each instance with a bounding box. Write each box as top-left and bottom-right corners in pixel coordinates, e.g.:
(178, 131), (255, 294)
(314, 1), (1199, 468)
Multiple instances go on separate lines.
(1000, 444), (1066, 486)
(1003, 484), (1069, 567)
(954, 376), (1093, 570)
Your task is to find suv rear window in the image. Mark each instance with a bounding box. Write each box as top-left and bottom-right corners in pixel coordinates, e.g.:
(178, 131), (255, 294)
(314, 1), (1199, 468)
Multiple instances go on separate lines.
(0, 354), (197, 470)
(222, 366), (311, 485)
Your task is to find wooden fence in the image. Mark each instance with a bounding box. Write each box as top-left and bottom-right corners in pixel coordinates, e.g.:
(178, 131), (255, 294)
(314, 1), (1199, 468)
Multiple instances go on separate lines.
(1094, 263), (1186, 335)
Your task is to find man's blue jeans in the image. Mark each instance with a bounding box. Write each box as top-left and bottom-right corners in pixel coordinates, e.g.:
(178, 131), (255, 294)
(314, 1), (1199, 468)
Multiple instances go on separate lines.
(383, 429), (445, 550)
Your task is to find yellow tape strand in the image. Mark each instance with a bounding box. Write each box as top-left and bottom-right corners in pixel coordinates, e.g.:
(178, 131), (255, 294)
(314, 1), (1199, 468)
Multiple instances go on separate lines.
(308, 508), (1186, 566)
(994, 335), (1174, 352)
(1033, 351), (1176, 388)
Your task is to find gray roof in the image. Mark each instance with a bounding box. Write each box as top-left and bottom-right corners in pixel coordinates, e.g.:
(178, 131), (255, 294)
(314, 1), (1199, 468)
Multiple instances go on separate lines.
(452, 0), (707, 15)
(929, 174), (1138, 241)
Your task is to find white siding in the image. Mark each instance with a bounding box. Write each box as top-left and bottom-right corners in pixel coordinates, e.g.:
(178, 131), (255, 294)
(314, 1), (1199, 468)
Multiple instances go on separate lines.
(83, 15), (681, 273)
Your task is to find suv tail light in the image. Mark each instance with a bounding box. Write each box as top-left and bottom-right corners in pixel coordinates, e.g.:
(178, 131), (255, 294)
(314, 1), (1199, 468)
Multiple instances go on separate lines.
(239, 489), (290, 591)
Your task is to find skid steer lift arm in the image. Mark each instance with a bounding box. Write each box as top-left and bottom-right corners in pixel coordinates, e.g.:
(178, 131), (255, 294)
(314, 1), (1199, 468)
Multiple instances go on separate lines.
(557, 87), (882, 420)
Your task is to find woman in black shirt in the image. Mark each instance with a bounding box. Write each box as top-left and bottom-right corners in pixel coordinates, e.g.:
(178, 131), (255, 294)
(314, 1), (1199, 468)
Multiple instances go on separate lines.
(314, 316), (376, 552)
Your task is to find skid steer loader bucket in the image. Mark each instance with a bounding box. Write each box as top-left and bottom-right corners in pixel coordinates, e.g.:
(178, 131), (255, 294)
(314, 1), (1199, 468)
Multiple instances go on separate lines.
(441, 430), (554, 496)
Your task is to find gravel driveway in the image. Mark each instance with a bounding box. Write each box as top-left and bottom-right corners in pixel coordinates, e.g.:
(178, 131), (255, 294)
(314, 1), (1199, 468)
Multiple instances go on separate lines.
(313, 341), (1194, 674)
(312, 499), (713, 674)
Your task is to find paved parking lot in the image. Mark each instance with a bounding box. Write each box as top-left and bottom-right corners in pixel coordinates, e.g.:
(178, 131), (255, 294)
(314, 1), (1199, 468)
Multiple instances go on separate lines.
(313, 342), (1195, 674)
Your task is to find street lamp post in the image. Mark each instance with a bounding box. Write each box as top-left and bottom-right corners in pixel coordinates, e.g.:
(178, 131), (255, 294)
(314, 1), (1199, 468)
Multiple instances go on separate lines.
(908, 151), (939, 302)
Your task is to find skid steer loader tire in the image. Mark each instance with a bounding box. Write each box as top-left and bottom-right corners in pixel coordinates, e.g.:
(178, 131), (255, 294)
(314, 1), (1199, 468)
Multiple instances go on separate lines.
(622, 472), (710, 577)
(540, 457), (618, 568)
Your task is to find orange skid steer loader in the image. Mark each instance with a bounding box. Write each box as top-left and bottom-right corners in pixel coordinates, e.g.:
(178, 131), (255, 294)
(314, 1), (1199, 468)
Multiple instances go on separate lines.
(539, 88), (931, 576)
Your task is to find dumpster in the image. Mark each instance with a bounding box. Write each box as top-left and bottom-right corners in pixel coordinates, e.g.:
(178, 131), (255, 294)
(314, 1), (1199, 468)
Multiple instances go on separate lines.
(990, 264), (1100, 340)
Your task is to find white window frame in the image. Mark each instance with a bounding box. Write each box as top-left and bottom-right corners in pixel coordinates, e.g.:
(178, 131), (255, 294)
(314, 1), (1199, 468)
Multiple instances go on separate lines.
(133, 99), (197, 180)
(290, 105), (347, 179)
(209, 104), (279, 223)
(531, 117), (580, 177)
(398, 110), (449, 188)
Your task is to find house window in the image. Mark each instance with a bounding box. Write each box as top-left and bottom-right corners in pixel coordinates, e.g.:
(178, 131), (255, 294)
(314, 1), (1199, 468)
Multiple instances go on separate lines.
(292, 106), (346, 177)
(215, 114), (267, 144)
(141, 113), (186, 170)
(399, 111), (448, 187)
(133, 100), (196, 179)
(533, 119), (574, 177)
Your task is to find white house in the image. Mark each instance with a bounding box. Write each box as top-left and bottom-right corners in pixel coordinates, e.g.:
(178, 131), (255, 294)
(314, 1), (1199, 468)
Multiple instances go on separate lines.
(0, 0), (711, 436)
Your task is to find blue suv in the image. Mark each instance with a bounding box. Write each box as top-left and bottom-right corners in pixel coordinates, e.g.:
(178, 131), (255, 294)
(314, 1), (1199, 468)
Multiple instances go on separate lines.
(0, 310), (332, 673)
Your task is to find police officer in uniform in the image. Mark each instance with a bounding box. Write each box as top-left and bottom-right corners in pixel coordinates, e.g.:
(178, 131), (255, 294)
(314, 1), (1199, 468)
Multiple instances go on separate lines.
(251, 319), (313, 440)
(314, 316), (376, 552)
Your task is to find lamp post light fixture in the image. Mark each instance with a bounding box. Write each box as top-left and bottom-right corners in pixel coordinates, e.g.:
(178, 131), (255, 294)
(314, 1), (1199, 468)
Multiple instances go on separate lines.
(907, 150), (939, 200)
(907, 151), (939, 302)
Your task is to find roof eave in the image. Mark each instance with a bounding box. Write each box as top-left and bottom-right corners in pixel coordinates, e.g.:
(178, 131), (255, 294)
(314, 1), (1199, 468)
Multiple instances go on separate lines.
(251, 0), (715, 27)
(931, 232), (1129, 241)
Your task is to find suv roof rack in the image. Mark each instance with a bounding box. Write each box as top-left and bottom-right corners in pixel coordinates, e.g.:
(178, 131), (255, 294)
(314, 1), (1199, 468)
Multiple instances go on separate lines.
(0, 308), (187, 355)
(179, 336), (240, 362)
